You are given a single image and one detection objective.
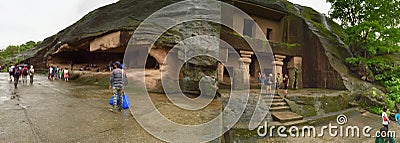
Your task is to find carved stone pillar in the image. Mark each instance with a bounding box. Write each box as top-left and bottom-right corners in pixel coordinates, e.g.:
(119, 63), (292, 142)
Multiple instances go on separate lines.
(273, 55), (286, 78)
(239, 50), (254, 78)
(217, 63), (224, 82)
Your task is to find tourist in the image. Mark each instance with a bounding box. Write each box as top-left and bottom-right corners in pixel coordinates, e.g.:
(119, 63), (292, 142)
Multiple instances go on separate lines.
(54, 66), (59, 79)
(63, 67), (69, 82)
(13, 67), (21, 88)
(109, 61), (128, 112)
(276, 73), (281, 92)
(262, 74), (266, 93)
(258, 72), (262, 86)
(29, 65), (35, 84)
(9, 64), (15, 82)
(18, 65), (22, 82)
(48, 66), (52, 80)
(109, 61), (114, 71)
(264, 73), (272, 95)
(395, 111), (400, 125)
(382, 107), (390, 129)
(59, 67), (63, 79)
(375, 127), (396, 143)
(283, 74), (289, 95)
(21, 65), (29, 84)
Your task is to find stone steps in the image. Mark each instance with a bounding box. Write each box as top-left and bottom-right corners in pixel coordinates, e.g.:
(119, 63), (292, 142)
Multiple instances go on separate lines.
(271, 102), (288, 107)
(271, 98), (285, 102)
(268, 94), (307, 129)
(282, 119), (309, 127)
(269, 106), (290, 111)
(271, 111), (303, 123)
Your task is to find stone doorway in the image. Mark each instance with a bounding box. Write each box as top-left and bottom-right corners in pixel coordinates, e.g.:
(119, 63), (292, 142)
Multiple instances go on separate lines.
(281, 56), (302, 89)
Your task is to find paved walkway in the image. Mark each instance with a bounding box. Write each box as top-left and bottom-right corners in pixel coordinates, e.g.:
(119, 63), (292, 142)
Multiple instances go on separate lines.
(0, 74), (160, 142)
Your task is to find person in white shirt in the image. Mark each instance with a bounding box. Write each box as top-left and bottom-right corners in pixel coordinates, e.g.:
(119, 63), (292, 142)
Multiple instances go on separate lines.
(382, 107), (390, 129)
(29, 65), (35, 84)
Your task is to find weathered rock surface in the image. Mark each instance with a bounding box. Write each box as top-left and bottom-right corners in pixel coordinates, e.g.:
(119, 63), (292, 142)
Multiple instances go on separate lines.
(2, 0), (387, 98)
(284, 89), (354, 117)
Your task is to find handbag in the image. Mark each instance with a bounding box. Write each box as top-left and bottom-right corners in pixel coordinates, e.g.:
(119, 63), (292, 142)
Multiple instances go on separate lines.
(109, 95), (120, 106)
(122, 94), (130, 109)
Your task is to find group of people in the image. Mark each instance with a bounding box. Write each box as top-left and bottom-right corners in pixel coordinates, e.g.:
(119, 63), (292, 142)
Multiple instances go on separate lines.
(48, 66), (69, 82)
(8, 64), (35, 88)
(258, 72), (289, 95)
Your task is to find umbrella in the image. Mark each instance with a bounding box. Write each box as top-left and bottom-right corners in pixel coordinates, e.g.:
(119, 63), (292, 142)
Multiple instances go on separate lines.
(18, 64), (28, 68)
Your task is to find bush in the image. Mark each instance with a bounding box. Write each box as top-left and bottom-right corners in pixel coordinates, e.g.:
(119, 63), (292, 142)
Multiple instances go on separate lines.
(387, 98), (396, 112)
(369, 106), (382, 115)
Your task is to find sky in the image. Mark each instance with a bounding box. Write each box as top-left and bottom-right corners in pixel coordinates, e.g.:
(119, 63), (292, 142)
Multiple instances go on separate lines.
(288, 0), (331, 15)
(0, 0), (331, 49)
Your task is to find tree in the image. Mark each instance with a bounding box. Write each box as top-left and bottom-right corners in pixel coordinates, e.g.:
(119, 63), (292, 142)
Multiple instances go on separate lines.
(0, 41), (40, 60)
(327, 0), (400, 112)
(327, 0), (400, 59)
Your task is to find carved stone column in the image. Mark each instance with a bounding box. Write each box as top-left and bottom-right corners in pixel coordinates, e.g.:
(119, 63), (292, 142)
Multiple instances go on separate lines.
(273, 55), (286, 78)
(217, 63), (224, 82)
(239, 50), (254, 78)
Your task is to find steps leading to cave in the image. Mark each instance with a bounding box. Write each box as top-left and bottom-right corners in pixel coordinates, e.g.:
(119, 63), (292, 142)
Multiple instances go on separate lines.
(269, 94), (306, 128)
(271, 111), (303, 123)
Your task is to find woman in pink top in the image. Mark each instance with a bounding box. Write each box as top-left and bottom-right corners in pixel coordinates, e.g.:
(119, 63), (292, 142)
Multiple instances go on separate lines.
(63, 67), (69, 82)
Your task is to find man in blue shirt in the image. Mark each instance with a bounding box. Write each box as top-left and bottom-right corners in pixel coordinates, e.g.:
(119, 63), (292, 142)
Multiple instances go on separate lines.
(395, 112), (400, 125)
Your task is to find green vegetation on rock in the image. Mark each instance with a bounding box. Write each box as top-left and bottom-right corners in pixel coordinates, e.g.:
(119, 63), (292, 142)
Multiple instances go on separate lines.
(0, 41), (40, 60)
(0, 41), (41, 66)
(327, 0), (400, 112)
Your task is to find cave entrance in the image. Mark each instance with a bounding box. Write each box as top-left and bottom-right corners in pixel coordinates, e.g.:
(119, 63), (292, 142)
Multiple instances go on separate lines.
(282, 56), (291, 76)
(145, 55), (159, 69)
(49, 51), (125, 71)
(282, 56), (303, 89)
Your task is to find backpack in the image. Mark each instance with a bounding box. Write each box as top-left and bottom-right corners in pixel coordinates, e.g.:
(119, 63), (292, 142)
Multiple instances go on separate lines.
(22, 68), (28, 75)
(14, 69), (21, 76)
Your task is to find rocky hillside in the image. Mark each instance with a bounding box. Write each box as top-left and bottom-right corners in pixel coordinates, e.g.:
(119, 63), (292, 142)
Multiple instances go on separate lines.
(2, 0), (386, 98)
(2, 0), (181, 67)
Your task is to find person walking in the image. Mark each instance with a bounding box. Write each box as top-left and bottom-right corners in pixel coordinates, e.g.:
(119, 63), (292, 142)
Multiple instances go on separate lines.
(109, 61), (113, 72)
(63, 68), (69, 82)
(261, 74), (266, 94)
(264, 73), (273, 95)
(258, 72), (262, 86)
(54, 66), (59, 80)
(29, 65), (35, 84)
(109, 61), (128, 112)
(283, 74), (289, 95)
(276, 73), (281, 92)
(395, 111), (400, 126)
(48, 66), (52, 80)
(21, 66), (29, 84)
(13, 67), (21, 88)
(382, 108), (390, 129)
(375, 127), (396, 143)
(9, 64), (15, 82)
(59, 68), (63, 80)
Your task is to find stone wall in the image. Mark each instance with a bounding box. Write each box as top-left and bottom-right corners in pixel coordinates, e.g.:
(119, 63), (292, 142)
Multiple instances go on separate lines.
(286, 14), (346, 90)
